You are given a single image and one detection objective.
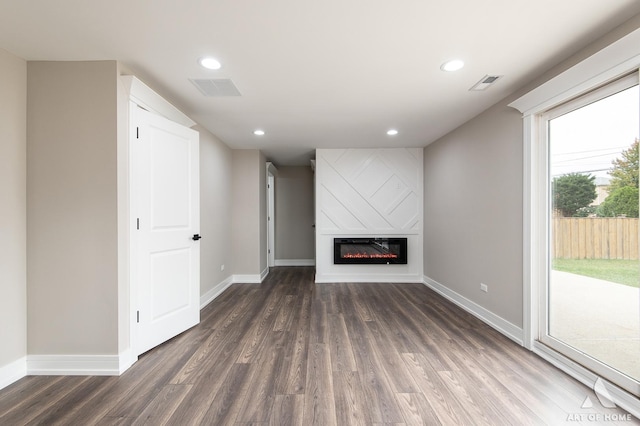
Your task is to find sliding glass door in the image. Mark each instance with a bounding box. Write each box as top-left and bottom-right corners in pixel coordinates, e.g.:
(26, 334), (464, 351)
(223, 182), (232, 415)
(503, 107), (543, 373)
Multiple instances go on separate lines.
(542, 72), (640, 396)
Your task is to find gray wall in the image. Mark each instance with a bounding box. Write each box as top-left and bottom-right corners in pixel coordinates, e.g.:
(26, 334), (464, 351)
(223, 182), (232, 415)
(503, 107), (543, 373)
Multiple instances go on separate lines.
(231, 150), (267, 276)
(198, 126), (234, 291)
(275, 166), (315, 261)
(423, 14), (640, 328)
(27, 61), (119, 355)
(0, 48), (27, 370)
(423, 103), (523, 326)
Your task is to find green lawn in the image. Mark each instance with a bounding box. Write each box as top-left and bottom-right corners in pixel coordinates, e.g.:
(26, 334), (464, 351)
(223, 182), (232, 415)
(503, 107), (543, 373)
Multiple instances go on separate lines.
(552, 258), (639, 288)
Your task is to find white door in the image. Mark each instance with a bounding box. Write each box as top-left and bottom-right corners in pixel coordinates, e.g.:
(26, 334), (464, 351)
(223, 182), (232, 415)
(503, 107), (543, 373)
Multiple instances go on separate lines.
(132, 106), (200, 356)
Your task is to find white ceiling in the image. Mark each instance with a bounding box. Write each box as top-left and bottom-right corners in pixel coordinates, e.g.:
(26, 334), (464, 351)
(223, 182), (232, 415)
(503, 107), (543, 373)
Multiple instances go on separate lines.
(2, 0), (640, 165)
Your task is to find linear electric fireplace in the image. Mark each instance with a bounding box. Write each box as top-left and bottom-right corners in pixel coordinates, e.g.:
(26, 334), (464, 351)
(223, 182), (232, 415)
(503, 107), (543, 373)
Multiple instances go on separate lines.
(334, 237), (408, 264)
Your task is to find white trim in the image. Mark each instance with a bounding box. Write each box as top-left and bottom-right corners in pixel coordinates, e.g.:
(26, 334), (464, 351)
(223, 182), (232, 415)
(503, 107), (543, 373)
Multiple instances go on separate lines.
(267, 173), (276, 268)
(0, 357), (27, 391)
(315, 273), (422, 284)
(532, 342), (640, 419)
(423, 275), (524, 346)
(118, 349), (137, 375)
(200, 276), (234, 309)
(121, 76), (196, 128)
(261, 266), (270, 282)
(266, 161), (279, 176)
(275, 259), (316, 266)
(27, 355), (121, 376)
(509, 28), (640, 115)
(232, 274), (261, 283)
(128, 100), (138, 365)
(521, 113), (547, 350)
(232, 272), (267, 284)
(116, 72), (133, 382)
(521, 114), (533, 349)
(0, 355), (138, 384)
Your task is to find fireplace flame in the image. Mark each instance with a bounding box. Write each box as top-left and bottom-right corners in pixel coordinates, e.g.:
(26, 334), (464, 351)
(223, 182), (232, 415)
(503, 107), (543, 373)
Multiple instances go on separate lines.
(343, 252), (398, 259)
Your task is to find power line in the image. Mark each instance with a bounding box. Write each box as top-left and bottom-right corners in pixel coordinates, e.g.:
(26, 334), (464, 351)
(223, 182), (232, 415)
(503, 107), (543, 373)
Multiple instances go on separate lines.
(551, 146), (627, 156)
(552, 152), (620, 163)
(551, 168), (610, 177)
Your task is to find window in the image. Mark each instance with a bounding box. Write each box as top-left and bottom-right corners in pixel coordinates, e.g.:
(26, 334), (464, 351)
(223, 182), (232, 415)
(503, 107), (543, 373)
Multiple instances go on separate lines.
(510, 27), (640, 411)
(542, 74), (639, 396)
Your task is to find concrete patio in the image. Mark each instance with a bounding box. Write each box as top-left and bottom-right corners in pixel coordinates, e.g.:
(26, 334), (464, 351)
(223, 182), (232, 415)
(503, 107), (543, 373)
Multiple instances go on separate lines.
(550, 270), (640, 381)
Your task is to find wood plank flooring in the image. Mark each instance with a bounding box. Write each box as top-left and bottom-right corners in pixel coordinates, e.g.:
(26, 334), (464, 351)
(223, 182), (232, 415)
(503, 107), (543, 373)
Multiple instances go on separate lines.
(1, 266), (638, 425)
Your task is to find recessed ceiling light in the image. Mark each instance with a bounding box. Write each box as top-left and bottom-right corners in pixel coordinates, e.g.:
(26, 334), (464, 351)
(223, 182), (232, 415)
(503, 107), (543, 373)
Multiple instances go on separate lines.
(440, 59), (464, 72)
(253, 129), (265, 136)
(199, 56), (222, 70)
(387, 129), (399, 136)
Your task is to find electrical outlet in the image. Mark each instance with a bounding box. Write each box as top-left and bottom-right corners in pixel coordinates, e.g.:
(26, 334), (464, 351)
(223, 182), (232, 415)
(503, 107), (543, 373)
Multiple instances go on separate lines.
(221, 264), (225, 271)
(480, 283), (488, 292)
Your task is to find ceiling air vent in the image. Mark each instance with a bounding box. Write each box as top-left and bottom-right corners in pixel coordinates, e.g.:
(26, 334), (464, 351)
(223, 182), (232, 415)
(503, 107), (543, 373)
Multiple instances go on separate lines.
(189, 78), (241, 97)
(469, 75), (503, 91)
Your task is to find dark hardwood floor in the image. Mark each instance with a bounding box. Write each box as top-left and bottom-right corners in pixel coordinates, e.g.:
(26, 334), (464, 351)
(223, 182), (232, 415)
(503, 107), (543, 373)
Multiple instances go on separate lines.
(1, 266), (637, 425)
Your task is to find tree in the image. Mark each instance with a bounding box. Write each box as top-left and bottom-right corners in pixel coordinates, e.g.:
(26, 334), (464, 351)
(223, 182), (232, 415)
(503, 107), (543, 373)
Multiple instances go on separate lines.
(596, 139), (640, 218)
(597, 186), (639, 218)
(552, 173), (597, 217)
(609, 139), (639, 192)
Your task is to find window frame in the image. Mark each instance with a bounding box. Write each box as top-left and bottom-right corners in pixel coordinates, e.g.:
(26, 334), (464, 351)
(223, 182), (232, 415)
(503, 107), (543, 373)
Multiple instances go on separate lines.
(539, 73), (639, 396)
(509, 27), (640, 414)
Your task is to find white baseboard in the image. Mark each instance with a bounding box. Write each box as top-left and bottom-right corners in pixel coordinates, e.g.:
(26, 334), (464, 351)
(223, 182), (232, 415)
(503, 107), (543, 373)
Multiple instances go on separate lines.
(232, 273), (262, 284)
(315, 273), (422, 283)
(275, 259), (315, 266)
(27, 355), (122, 376)
(0, 357), (27, 391)
(200, 275), (234, 309)
(232, 268), (269, 284)
(532, 342), (640, 419)
(1, 352), (136, 384)
(423, 275), (524, 345)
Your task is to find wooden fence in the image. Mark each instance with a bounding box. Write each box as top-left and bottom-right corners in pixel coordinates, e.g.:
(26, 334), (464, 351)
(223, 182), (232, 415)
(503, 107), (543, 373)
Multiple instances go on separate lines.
(552, 217), (639, 260)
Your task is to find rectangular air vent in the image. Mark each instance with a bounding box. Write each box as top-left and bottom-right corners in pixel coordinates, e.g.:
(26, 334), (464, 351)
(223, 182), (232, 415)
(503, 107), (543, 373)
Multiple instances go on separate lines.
(469, 75), (503, 91)
(189, 78), (241, 97)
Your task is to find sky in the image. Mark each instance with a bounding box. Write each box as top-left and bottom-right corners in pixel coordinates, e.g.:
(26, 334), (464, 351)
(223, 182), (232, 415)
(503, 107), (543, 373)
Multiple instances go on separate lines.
(549, 84), (639, 179)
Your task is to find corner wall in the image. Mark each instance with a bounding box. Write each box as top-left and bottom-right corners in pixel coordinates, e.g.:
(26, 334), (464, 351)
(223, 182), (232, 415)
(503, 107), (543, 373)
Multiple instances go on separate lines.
(0, 48), (27, 387)
(423, 103), (523, 328)
(231, 149), (268, 280)
(198, 126), (234, 303)
(27, 61), (119, 356)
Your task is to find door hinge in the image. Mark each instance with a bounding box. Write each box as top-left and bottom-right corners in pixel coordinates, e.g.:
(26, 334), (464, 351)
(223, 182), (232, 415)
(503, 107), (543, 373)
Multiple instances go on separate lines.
(136, 218), (140, 230)
(268, 249), (271, 254)
(136, 127), (139, 139)
(137, 310), (140, 323)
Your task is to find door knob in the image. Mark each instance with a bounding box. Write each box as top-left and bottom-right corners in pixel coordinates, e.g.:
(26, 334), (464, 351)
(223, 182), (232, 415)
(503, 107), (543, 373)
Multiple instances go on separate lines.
(192, 234), (202, 241)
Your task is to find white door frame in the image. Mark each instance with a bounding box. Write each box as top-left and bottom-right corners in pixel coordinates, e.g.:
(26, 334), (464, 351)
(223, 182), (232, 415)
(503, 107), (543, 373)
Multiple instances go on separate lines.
(266, 162), (278, 267)
(131, 105), (200, 357)
(123, 76), (198, 366)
